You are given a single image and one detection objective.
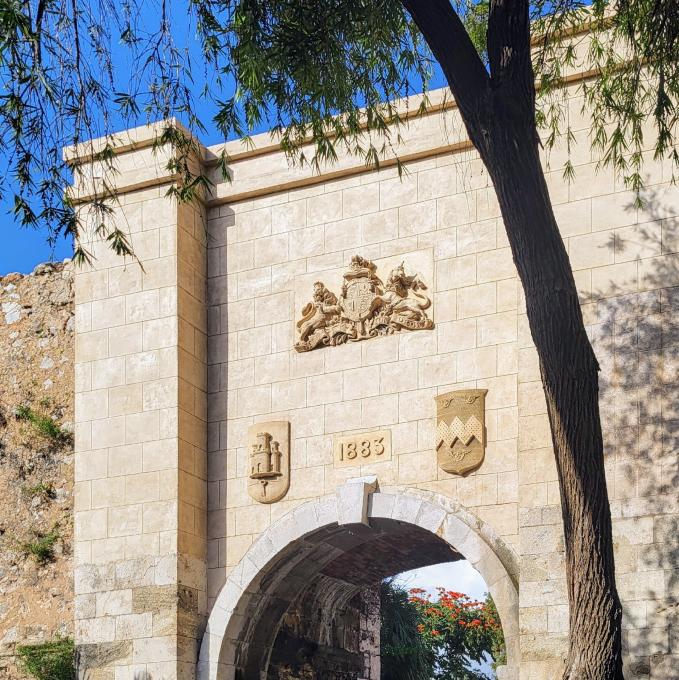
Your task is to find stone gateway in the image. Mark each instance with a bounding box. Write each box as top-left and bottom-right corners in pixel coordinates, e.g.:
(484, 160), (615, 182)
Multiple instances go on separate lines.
(63, 81), (679, 680)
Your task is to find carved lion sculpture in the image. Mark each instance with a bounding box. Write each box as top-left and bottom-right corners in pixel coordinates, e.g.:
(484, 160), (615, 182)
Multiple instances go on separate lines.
(296, 282), (339, 341)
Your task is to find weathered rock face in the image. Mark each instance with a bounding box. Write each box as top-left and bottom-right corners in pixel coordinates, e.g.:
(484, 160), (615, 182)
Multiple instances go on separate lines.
(0, 262), (74, 678)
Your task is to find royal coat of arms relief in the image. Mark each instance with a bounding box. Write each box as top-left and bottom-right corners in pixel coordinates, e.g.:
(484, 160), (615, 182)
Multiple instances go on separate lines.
(294, 255), (434, 352)
(435, 389), (488, 476)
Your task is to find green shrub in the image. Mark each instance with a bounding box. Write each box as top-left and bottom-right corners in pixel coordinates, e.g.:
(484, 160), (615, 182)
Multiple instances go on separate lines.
(16, 638), (75, 680)
(14, 405), (70, 444)
(23, 481), (57, 501)
(20, 526), (60, 564)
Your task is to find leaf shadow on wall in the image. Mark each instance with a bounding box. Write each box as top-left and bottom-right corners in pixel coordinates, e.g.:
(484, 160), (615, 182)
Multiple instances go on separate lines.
(593, 186), (678, 675)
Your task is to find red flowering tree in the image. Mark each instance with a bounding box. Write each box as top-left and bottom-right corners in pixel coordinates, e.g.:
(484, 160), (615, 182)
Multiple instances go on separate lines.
(407, 587), (506, 680)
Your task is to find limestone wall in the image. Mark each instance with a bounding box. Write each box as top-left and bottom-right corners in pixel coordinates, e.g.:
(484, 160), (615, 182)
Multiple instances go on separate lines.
(65, 80), (679, 680)
(203, 83), (679, 679)
(0, 262), (75, 677)
(205, 154), (520, 575)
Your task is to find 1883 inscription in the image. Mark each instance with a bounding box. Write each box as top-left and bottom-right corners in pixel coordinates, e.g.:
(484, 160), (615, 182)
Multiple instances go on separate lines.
(333, 429), (392, 467)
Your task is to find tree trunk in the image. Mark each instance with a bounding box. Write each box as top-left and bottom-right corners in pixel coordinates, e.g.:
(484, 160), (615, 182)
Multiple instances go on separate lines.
(480, 109), (624, 680)
(401, 2), (625, 678)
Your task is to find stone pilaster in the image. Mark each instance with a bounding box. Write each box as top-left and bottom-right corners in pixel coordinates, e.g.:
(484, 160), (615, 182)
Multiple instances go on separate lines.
(70, 124), (207, 679)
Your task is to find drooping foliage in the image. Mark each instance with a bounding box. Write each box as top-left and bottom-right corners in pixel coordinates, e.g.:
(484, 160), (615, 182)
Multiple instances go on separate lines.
(380, 579), (434, 680)
(0, 1), (676, 260)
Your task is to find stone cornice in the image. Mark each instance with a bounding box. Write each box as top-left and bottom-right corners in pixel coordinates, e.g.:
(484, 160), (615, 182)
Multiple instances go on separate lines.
(67, 45), (606, 207)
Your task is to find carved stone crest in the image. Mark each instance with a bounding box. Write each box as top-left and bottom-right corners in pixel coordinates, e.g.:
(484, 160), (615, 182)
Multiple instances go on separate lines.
(435, 390), (487, 476)
(247, 421), (290, 503)
(294, 255), (433, 352)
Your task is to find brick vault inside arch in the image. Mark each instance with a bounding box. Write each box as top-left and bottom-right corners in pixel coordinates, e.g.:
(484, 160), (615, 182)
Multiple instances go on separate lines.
(198, 486), (520, 680)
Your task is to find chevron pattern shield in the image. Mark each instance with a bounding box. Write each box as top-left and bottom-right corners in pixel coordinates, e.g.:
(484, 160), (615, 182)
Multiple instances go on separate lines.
(434, 389), (487, 475)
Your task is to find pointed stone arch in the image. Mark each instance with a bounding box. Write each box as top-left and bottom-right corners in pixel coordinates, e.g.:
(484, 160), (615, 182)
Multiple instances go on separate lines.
(198, 484), (520, 680)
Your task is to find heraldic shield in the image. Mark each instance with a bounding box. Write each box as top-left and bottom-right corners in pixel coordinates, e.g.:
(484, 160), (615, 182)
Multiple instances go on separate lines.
(435, 389), (487, 475)
(342, 278), (376, 322)
(247, 421), (290, 503)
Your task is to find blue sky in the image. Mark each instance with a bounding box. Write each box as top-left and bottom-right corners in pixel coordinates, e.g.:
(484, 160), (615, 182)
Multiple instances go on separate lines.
(1, 228), (74, 275)
(0, 4), (448, 275)
(396, 560), (487, 602)
(1, 2), (218, 274)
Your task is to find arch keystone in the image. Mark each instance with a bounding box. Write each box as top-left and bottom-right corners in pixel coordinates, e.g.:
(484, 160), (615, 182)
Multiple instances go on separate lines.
(337, 475), (379, 526)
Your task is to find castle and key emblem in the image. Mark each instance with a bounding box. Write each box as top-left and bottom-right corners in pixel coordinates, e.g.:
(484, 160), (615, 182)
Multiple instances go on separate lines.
(435, 389), (487, 475)
(247, 421), (290, 503)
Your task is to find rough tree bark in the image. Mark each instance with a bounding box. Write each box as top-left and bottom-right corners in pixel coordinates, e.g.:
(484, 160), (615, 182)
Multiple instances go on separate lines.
(401, 1), (624, 678)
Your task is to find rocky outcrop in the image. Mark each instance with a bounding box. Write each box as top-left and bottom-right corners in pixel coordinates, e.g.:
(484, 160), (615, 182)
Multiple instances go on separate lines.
(0, 262), (74, 677)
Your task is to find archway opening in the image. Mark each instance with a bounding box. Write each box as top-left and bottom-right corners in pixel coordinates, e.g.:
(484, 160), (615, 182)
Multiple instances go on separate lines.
(200, 491), (519, 680)
(265, 518), (461, 679)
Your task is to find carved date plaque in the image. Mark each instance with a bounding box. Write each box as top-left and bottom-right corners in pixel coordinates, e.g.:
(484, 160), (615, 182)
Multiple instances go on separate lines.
(333, 430), (392, 467)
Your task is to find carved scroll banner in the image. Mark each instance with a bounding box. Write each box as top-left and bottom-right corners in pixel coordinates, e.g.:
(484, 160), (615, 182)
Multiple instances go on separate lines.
(247, 421), (290, 503)
(294, 252), (434, 352)
(435, 389), (487, 476)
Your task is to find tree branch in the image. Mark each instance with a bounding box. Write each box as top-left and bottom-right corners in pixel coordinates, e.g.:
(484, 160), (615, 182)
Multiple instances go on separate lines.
(401, 0), (490, 146)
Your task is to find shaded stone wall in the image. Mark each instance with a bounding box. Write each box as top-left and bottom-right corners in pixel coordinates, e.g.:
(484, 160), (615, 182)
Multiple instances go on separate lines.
(268, 586), (377, 680)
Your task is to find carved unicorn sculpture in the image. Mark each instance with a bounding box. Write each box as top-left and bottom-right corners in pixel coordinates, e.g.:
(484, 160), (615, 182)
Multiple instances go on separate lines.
(377, 262), (432, 322)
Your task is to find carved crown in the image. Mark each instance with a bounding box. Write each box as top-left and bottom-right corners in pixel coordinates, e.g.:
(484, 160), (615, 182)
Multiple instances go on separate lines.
(344, 255), (378, 281)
